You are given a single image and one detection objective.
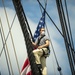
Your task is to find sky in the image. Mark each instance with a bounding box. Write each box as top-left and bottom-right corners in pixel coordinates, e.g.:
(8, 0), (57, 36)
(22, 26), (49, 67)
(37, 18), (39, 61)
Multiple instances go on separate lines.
(0, 0), (75, 75)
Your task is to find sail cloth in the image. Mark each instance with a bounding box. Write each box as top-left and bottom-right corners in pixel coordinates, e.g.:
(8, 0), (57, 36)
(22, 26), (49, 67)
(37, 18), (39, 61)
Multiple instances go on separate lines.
(21, 10), (45, 75)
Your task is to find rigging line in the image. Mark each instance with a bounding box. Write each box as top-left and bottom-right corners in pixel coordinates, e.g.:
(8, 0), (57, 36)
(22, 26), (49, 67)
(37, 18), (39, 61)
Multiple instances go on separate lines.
(64, 0), (75, 68)
(0, 14), (16, 57)
(2, 0), (21, 74)
(0, 18), (14, 75)
(44, 0), (57, 75)
(59, 0), (75, 65)
(37, 0), (63, 37)
(60, 0), (75, 53)
(39, 0), (62, 75)
(57, 2), (75, 73)
(21, 0), (33, 41)
(64, 0), (75, 55)
(39, 1), (57, 75)
(56, 0), (74, 75)
(38, 0), (62, 73)
(46, 24), (62, 75)
(37, 0), (75, 55)
(45, 24), (57, 75)
(60, 0), (75, 74)
(45, 10), (62, 75)
(64, 0), (74, 48)
(20, 1), (33, 40)
(0, 23), (11, 75)
(12, 0), (41, 74)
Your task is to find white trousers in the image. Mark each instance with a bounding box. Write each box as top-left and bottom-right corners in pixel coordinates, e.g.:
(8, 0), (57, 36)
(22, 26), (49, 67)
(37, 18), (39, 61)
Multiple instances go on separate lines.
(33, 48), (48, 75)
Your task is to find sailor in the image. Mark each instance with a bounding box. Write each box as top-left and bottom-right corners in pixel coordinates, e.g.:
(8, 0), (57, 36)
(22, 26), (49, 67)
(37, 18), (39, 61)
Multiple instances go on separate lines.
(32, 28), (50, 75)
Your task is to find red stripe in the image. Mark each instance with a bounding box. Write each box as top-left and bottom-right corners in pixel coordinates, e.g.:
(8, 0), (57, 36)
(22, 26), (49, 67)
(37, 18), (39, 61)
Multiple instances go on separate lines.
(21, 58), (30, 72)
(27, 71), (32, 75)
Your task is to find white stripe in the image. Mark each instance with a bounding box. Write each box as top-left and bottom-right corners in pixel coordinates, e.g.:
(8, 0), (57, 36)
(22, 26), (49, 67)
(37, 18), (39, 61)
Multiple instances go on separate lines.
(26, 65), (31, 75)
(21, 64), (31, 75)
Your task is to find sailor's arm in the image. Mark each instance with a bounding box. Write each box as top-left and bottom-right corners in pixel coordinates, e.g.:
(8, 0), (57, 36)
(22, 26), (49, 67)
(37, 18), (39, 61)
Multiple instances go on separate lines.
(38, 40), (50, 49)
(32, 38), (38, 46)
(32, 42), (37, 46)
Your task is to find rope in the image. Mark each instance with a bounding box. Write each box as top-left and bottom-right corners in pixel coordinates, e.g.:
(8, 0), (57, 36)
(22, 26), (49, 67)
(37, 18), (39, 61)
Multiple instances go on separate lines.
(44, 0), (56, 75)
(38, 0), (62, 75)
(0, 18), (14, 75)
(64, 0), (74, 50)
(37, 0), (62, 75)
(37, 0), (63, 37)
(12, 0), (42, 74)
(2, 0), (21, 74)
(0, 14), (16, 57)
(64, 0), (75, 63)
(45, 24), (57, 75)
(21, 1), (33, 41)
(59, 0), (75, 74)
(0, 23), (11, 75)
(44, 0), (61, 74)
(56, 0), (74, 75)
(39, 0), (58, 74)
(37, 0), (75, 60)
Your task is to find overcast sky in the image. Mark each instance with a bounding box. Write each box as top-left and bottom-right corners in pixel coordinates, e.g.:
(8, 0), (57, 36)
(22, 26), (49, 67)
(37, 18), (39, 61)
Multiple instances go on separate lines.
(0, 0), (75, 75)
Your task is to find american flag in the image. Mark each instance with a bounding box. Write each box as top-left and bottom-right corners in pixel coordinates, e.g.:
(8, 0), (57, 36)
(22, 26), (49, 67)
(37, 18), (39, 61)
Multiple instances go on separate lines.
(33, 10), (45, 41)
(21, 10), (45, 75)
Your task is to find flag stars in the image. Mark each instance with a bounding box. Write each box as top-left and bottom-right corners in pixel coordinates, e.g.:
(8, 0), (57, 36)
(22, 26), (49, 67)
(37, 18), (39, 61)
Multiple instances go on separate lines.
(33, 11), (45, 41)
(39, 24), (42, 27)
(40, 20), (43, 23)
(34, 33), (39, 36)
(38, 29), (40, 31)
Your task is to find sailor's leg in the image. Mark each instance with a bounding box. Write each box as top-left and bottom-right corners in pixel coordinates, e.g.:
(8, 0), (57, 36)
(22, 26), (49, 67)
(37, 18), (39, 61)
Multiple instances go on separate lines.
(41, 56), (47, 75)
(33, 49), (43, 64)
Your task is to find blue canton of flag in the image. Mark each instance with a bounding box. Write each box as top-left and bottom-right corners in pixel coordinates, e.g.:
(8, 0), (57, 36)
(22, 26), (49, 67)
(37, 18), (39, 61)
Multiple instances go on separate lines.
(33, 11), (45, 41)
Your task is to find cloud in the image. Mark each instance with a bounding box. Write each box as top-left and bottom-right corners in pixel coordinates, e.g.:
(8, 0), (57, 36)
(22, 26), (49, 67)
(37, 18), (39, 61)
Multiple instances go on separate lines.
(0, 7), (41, 75)
(0, 1), (74, 74)
(0, 7), (27, 75)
